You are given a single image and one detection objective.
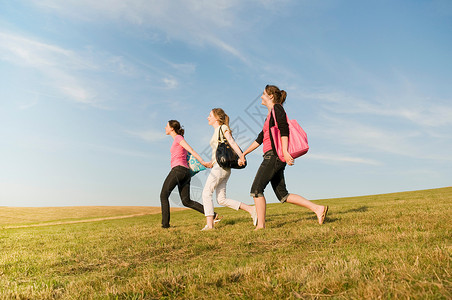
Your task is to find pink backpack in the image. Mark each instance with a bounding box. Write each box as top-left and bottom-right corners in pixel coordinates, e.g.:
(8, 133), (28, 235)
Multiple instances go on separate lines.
(270, 108), (309, 162)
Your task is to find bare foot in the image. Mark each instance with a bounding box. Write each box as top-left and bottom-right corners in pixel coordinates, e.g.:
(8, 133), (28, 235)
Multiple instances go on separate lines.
(317, 205), (329, 225)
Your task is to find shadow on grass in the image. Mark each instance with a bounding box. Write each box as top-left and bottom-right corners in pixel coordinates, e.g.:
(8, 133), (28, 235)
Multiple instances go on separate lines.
(219, 216), (254, 227)
(306, 215), (340, 224)
(272, 216), (339, 228)
(219, 208), (347, 228)
(343, 206), (369, 213)
(268, 212), (341, 227)
(221, 218), (238, 226)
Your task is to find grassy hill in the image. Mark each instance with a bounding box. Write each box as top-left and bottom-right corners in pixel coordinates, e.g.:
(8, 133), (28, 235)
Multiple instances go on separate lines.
(0, 187), (450, 299)
(0, 206), (186, 228)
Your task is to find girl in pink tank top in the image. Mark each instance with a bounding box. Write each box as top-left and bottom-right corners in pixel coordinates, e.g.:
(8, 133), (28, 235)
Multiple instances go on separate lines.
(160, 120), (219, 228)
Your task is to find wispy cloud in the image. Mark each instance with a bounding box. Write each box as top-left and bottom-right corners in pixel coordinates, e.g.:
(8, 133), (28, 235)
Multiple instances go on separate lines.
(306, 89), (452, 128)
(308, 153), (381, 166)
(203, 35), (247, 62)
(0, 32), (92, 69)
(162, 77), (178, 89)
(0, 30), (181, 107)
(308, 113), (452, 163)
(124, 129), (166, 143)
(32, 0), (252, 61)
(299, 58), (452, 130)
(163, 60), (196, 75)
(0, 31), (100, 105)
(310, 114), (422, 157)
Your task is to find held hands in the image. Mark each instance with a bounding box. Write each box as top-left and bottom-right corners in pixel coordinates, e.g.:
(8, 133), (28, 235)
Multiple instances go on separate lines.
(283, 151), (294, 166)
(238, 155), (246, 167)
(202, 160), (213, 168)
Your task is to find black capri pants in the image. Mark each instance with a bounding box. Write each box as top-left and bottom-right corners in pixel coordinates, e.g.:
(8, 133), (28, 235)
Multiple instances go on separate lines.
(160, 166), (204, 228)
(250, 150), (290, 202)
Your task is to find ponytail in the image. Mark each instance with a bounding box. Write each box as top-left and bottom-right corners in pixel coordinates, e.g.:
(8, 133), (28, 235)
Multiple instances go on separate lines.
(168, 120), (184, 136)
(265, 84), (287, 105)
(211, 108), (231, 132)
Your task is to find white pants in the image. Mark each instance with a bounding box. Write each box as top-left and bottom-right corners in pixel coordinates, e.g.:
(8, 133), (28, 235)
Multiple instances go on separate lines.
(202, 163), (241, 216)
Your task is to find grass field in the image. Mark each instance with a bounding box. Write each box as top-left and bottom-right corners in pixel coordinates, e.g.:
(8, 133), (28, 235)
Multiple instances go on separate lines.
(1, 187), (451, 299)
(0, 206), (186, 228)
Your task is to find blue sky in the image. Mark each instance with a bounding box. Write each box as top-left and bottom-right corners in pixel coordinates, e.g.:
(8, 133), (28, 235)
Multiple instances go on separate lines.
(1, 0), (451, 207)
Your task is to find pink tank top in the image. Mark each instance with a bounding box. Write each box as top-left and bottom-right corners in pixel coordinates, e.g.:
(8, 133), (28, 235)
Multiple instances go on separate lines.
(262, 112), (272, 153)
(171, 135), (189, 169)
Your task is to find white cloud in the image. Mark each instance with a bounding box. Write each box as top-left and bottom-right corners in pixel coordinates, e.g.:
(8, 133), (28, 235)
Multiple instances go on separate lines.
(18, 98), (38, 110)
(309, 113), (452, 163)
(31, 0), (250, 61)
(0, 32), (82, 68)
(165, 61), (196, 74)
(203, 35), (247, 62)
(107, 55), (139, 76)
(0, 30), (177, 107)
(306, 90), (452, 128)
(125, 129), (166, 143)
(309, 114), (420, 156)
(308, 153), (381, 165)
(59, 86), (94, 104)
(162, 77), (178, 89)
(0, 31), (99, 105)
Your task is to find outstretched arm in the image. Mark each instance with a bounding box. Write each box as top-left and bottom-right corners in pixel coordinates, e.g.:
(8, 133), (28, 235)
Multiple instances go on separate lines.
(179, 139), (211, 168)
(242, 141), (260, 157)
(238, 141), (260, 166)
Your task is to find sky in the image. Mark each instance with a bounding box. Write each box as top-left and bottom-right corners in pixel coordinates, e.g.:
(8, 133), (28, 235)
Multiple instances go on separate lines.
(1, 0), (451, 207)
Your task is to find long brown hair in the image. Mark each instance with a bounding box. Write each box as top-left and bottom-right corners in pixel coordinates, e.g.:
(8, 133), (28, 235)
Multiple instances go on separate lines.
(265, 84), (287, 105)
(211, 108), (230, 131)
(168, 120), (184, 136)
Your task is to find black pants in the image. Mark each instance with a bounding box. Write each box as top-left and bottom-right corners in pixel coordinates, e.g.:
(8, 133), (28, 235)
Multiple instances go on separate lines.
(250, 150), (289, 203)
(160, 166), (205, 228)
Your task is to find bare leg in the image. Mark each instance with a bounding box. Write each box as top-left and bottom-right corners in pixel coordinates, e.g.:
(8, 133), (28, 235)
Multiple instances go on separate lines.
(254, 196), (266, 230)
(206, 216), (214, 229)
(240, 202), (257, 226)
(239, 202), (253, 213)
(286, 193), (327, 223)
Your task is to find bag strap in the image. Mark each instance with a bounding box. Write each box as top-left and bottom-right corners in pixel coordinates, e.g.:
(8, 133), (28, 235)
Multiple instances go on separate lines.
(271, 108), (279, 129)
(218, 125), (225, 142)
(269, 106), (290, 155)
(268, 108), (278, 155)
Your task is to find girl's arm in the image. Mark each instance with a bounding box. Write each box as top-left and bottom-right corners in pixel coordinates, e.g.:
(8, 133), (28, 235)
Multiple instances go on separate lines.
(242, 128), (263, 158)
(242, 141), (260, 157)
(238, 141), (260, 166)
(223, 129), (243, 157)
(179, 139), (212, 168)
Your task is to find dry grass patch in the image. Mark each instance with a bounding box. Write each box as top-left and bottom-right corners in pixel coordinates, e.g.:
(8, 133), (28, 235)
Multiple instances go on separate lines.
(0, 206), (186, 227)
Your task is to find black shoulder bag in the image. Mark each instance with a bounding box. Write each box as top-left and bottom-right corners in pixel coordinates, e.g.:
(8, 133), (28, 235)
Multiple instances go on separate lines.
(216, 126), (246, 169)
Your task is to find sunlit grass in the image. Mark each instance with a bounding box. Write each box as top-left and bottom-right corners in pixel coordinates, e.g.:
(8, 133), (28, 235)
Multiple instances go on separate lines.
(0, 206), (186, 227)
(1, 187), (450, 299)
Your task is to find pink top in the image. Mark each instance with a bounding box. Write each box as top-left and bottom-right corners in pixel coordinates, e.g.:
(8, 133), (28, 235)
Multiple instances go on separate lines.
(171, 135), (189, 169)
(262, 112), (272, 153)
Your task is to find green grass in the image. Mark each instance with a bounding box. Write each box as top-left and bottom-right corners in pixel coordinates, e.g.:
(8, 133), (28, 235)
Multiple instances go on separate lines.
(0, 206), (185, 227)
(1, 187), (451, 299)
